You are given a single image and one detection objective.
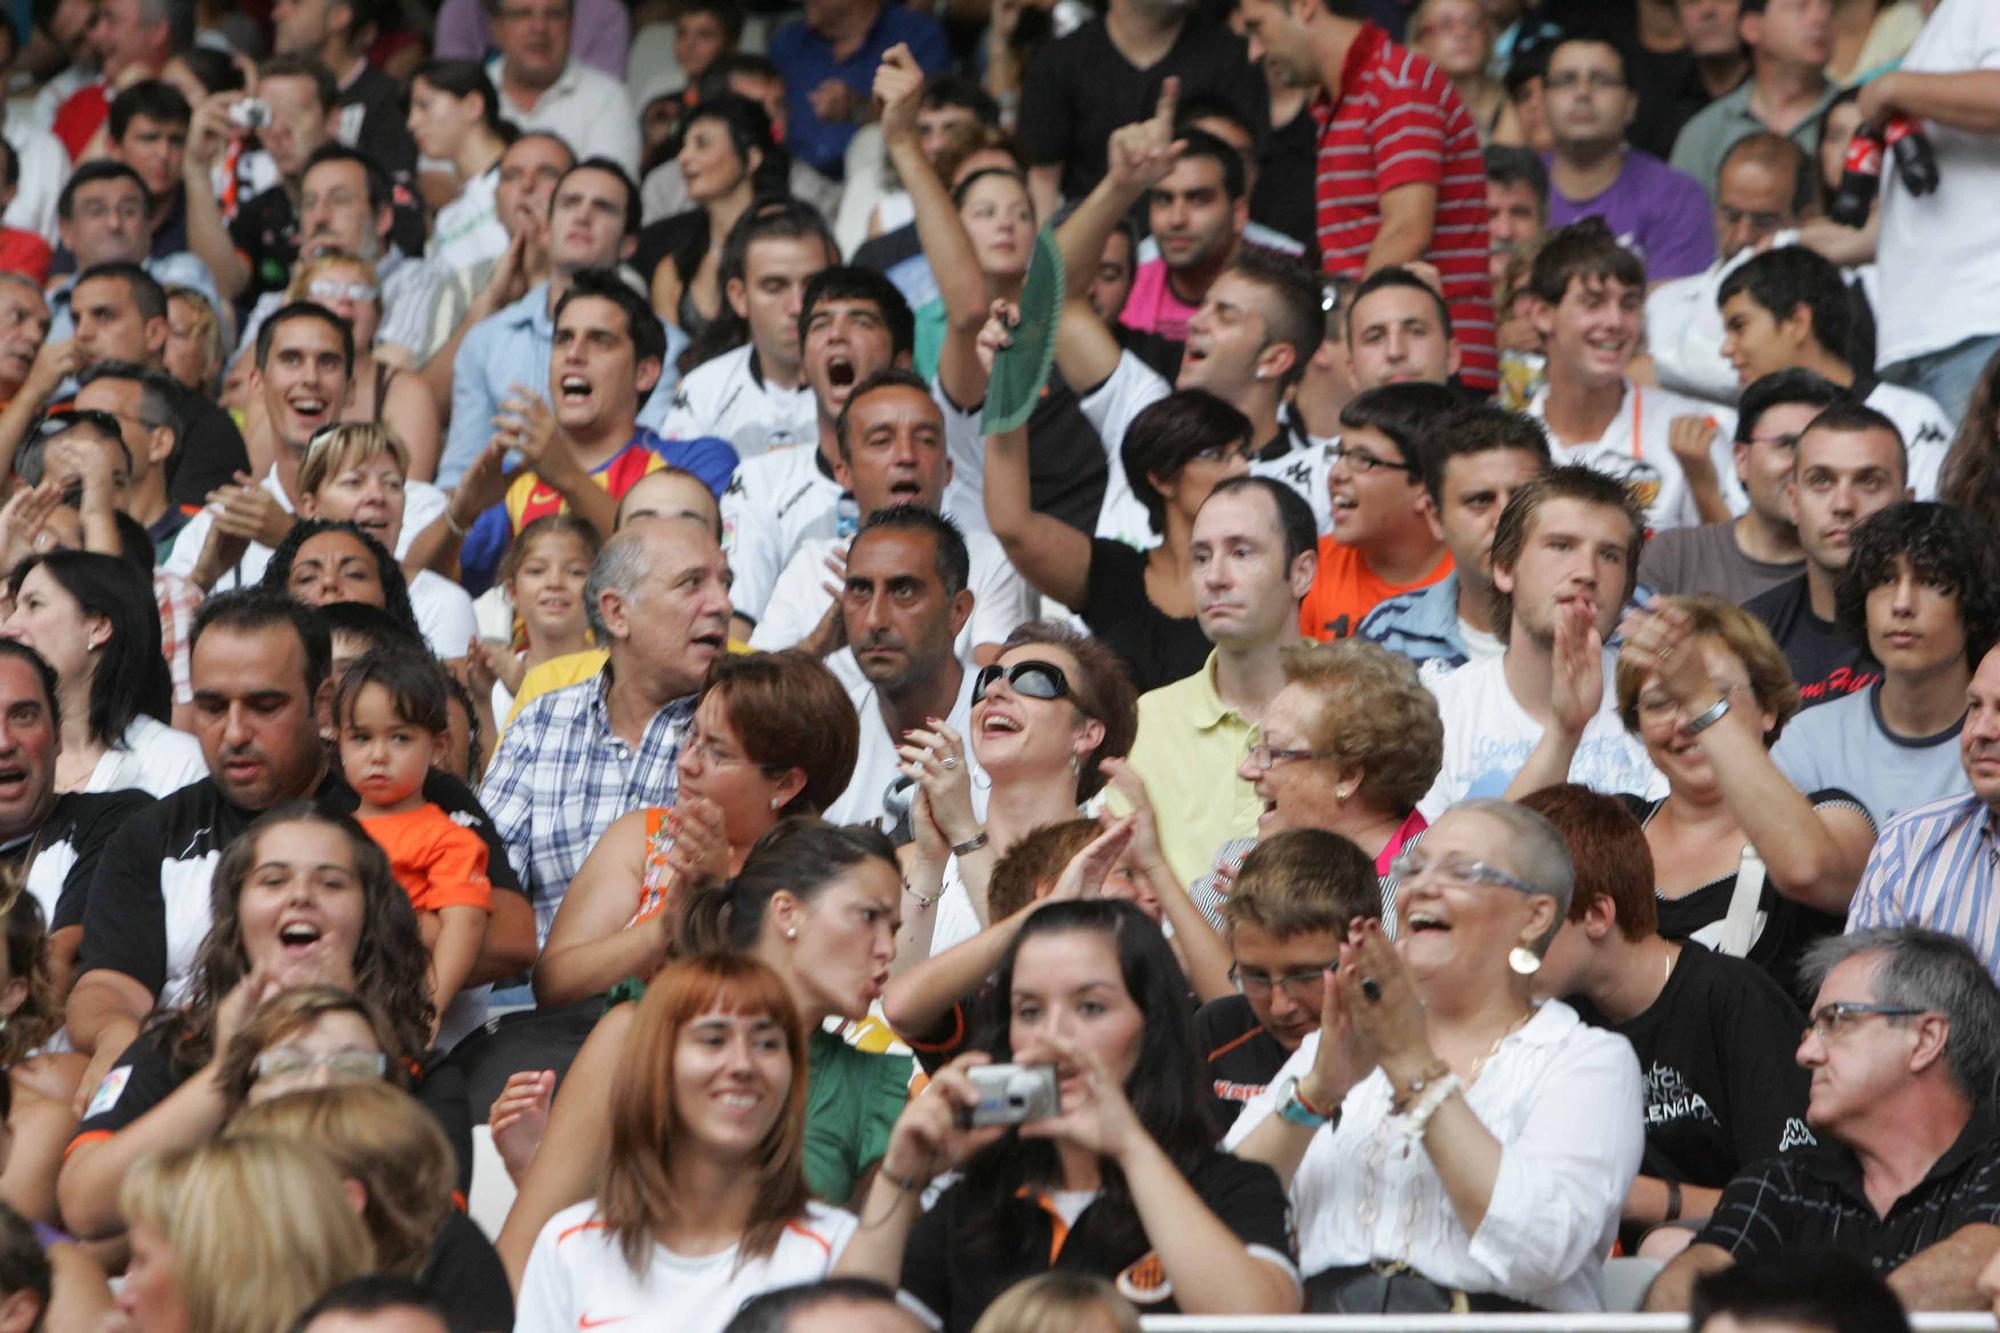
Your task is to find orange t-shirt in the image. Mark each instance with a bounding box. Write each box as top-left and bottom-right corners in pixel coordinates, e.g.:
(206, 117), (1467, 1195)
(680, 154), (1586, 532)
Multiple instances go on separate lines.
(360, 804), (493, 914)
(1298, 538), (1453, 642)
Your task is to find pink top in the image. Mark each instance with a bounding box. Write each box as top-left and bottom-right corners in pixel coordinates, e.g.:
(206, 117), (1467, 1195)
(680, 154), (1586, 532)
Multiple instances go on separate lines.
(1376, 808), (1428, 876)
(1117, 258), (1200, 342)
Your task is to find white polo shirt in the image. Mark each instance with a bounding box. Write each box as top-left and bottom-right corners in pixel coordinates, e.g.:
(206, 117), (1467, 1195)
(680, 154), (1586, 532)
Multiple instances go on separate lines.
(662, 345), (818, 460)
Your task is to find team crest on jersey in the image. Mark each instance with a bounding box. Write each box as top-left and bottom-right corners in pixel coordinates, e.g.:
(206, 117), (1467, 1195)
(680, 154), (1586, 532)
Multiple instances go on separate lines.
(85, 1065), (131, 1119)
(1116, 1252), (1173, 1305)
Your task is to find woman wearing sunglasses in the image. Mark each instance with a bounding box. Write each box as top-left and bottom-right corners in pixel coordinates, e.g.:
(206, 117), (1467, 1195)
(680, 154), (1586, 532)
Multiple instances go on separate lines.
(1226, 798), (1643, 1313)
(285, 253), (441, 481)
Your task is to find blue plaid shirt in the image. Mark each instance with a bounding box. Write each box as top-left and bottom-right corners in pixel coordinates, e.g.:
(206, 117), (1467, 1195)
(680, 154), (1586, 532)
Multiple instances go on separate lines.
(479, 667), (696, 943)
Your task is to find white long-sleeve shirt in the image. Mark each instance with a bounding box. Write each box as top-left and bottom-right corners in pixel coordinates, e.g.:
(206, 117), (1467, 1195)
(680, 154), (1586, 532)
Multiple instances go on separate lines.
(1223, 999), (1644, 1312)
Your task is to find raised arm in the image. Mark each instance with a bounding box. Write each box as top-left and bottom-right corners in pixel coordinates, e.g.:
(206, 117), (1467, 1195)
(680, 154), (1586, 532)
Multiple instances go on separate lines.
(876, 45), (990, 410)
(1501, 601), (1600, 800)
(181, 93), (253, 300)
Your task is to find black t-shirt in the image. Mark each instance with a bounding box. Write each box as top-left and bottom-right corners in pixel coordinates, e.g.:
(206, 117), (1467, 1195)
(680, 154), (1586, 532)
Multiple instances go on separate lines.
(1016, 14), (1266, 204)
(1570, 941), (1812, 1191)
(1193, 994), (1289, 1136)
(81, 768), (525, 1002)
(1253, 107), (1320, 268)
(1082, 538), (1211, 693)
(1626, 47), (1736, 162)
(165, 386), (253, 509)
(3, 788), (154, 934)
(1742, 575), (1881, 711)
(228, 184), (300, 310)
(73, 1021), (475, 1192)
(633, 210), (709, 292)
(1696, 1110), (2000, 1272)
(1626, 788), (1861, 1001)
(337, 64), (427, 258)
(422, 1209), (514, 1333)
(852, 222), (923, 277)
(1022, 365), (1110, 538)
(900, 1149), (1294, 1332)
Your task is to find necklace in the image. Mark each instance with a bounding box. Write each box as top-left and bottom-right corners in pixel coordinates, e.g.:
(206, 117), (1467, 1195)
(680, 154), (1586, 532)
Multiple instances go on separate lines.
(1466, 1009), (1534, 1086)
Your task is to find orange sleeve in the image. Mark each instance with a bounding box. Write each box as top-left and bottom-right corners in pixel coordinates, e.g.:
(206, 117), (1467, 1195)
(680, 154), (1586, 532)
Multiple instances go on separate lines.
(412, 815), (493, 914)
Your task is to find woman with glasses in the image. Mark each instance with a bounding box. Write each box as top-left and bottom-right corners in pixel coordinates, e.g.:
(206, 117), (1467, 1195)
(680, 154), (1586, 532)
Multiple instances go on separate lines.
(533, 651), (861, 1009)
(285, 253), (442, 480)
(1507, 594), (1874, 992)
(496, 821), (911, 1281)
(56, 804), (458, 1242)
(1190, 639), (1440, 931)
(1, 550), (205, 797)
(985, 390), (1253, 692)
(1411, 0), (1521, 146)
(217, 986), (406, 1109)
(1227, 798), (1643, 1313)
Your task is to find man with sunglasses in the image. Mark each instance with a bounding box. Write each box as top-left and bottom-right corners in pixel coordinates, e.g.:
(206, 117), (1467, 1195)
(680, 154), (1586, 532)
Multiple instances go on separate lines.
(1637, 369), (1831, 605)
(1645, 927), (2000, 1313)
(1298, 383), (1456, 643)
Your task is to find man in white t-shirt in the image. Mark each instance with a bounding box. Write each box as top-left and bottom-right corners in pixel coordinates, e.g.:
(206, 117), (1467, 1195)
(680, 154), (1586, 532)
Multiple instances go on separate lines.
(1863, 0), (2000, 423)
(1718, 245), (1954, 500)
(1524, 219), (1737, 533)
(1418, 465), (1667, 820)
(659, 201), (834, 460)
(721, 266), (988, 641)
(750, 368), (1036, 688)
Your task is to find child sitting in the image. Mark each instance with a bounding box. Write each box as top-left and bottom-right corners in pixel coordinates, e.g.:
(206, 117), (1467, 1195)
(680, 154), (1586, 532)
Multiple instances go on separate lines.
(334, 650), (492, 1048)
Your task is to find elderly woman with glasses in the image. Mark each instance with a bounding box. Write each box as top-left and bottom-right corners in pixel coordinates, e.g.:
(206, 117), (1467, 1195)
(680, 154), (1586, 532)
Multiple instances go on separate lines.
(1505, 594), (1876, 993)
(1190, 639), (1442, 932)
(1226, 798), (1644, 1314)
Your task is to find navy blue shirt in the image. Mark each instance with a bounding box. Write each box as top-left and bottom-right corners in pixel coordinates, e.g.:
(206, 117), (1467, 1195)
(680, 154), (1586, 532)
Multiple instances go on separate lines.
(768, 4), (950, 177)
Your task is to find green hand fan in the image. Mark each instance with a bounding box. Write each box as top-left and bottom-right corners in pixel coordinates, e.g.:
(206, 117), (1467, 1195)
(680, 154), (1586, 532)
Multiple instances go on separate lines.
(981, 226), (1064, 435)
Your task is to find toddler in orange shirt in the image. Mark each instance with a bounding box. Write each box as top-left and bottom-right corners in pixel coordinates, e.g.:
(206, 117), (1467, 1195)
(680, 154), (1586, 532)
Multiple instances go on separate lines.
(335, 650), (491, 1037)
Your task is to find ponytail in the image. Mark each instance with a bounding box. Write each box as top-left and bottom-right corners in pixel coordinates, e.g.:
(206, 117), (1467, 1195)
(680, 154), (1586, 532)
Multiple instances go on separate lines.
(673, 818), (897, 957)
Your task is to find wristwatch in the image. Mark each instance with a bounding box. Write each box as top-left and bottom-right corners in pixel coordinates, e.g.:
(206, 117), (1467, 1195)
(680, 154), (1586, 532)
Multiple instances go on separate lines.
(1276, 1076), (1334, 1129)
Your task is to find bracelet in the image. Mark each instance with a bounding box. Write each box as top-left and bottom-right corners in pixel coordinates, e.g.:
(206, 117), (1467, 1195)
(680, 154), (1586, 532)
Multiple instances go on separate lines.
(1684, 695), (1731, 734)
(444, 506), (471, 539)
(878, 1166), (925, 1193)
(1664, 1178), (1683, 1222)
(951, 831), (990, 857)
(1277, 1076), (1335, 1129)
(1399, 1072), (1462, 1138)
(1390, 1060), (1451, 1114)
(905, 882), (939, 911)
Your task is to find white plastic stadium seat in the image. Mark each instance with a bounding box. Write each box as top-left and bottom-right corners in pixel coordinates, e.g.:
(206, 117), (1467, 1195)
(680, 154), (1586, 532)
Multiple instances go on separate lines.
(1603, 1256), (1664, 1313)
(467, 1125), (518, 1243)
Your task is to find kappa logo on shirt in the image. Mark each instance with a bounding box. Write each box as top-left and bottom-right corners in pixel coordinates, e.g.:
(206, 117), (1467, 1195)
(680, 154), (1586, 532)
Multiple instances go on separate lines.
(1915, 422), (1949, 447)
(1115, 1252), (1174, 1306)
(1779, 1117), (1819, 1152)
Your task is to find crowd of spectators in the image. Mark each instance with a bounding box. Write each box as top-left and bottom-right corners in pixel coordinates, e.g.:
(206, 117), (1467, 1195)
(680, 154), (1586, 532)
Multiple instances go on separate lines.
(0, 0), (1997, 1329)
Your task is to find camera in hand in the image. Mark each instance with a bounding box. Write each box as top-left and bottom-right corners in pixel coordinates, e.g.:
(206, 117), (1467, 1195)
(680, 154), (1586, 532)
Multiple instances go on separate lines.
(957, 1063), (1060, 1129)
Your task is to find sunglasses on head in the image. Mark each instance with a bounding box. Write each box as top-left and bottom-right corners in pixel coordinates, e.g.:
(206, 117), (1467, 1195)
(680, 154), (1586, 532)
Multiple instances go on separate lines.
(972, 659), (1072, 704)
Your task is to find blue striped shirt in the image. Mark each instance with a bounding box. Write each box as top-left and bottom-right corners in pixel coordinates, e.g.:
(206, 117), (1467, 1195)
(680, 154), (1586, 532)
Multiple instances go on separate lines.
(1848, 791), (2000, 976)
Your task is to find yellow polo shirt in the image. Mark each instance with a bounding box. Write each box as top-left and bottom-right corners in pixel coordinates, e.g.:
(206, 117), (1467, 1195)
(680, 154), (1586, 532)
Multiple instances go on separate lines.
(1112, 651), (1263, 886)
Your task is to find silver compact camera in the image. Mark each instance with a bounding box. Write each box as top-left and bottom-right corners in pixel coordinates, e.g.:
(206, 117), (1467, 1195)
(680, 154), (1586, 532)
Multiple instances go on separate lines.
(959, 1063), (1060, 1129)
(229, 99), (271, 131)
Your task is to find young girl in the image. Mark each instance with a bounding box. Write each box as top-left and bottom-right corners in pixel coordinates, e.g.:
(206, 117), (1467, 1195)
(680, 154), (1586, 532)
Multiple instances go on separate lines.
(334, 651), (492, 1048)
(467, 515), (598, 742)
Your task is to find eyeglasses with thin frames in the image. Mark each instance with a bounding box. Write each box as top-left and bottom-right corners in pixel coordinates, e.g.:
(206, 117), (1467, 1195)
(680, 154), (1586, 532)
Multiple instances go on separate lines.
(1802, 1001), (1927, 1046)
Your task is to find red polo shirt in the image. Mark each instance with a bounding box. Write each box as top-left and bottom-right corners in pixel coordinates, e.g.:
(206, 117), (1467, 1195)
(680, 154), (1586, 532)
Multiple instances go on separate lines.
(1313, 22), (1495, 391)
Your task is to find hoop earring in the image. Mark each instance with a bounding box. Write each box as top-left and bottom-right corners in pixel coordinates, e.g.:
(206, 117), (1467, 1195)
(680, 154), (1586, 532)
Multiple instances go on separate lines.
(1508, 946), (1541, 976)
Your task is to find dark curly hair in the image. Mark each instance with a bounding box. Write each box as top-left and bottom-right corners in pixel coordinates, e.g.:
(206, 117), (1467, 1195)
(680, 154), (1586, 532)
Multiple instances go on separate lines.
(152, 802), (435, 1073)
(1833, 502), (2000, 668)
(261, 519), (418, 634)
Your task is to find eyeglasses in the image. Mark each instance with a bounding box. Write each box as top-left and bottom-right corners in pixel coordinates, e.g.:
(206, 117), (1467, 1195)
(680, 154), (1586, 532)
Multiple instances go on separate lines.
(973, 659), (1072, 705)
(1245, 731), (1328, 771)
(1327, 441), (1417, 476)
(1717, 205), (1788, 235)
(1545, 71), (1627, 93)
(1230, 963), (1334, 1003)
(306, 279), (379, 304)
(1803, 1002), (1927, 1045)
(252, 1047), (389, 1082)
(685, 725), (780, 773)
(1389, 850), (1546, 896)
(1635, 681), (1746, 725)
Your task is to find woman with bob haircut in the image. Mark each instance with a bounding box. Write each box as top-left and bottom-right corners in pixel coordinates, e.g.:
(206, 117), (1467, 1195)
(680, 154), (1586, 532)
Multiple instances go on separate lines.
(2, 550), (205, 797)
(262, 519), (422, 640)
(215, 985), (411, 1111)
(295, 423), (472, 659)
(514, 954), (854, 1333)
(1524, 785), (1809, 1259)
(836, 899), (1301, 1329)
(229, 1081), (512, 1333)
(115, 1136), (375, 1333)
(497, 821), (911, 1280)
(534, 651), (862, 1008)
(57, 804), (456, 1242)
(1509, 593), (1875, 990)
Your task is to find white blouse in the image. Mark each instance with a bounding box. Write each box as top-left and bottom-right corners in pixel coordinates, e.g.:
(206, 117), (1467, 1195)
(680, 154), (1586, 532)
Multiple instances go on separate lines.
(1222, 999), (1643, 1313)
(88, 715), (208, 798)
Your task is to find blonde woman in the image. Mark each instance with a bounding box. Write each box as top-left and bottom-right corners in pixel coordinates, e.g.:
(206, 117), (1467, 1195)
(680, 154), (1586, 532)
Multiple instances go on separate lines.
(115, 1137), (375, 1333)
(163, 286), (227, 396)
(286, 253), (442, 480)
(971, 1274), (1140, 1333)
(229, 1082), (511, 1333)
(296, 423), (474, 662)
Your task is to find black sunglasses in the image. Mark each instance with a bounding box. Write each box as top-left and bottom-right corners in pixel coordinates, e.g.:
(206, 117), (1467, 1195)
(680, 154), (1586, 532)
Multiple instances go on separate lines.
(972, 659), (1072, 705)
(33, 408), (123, 440)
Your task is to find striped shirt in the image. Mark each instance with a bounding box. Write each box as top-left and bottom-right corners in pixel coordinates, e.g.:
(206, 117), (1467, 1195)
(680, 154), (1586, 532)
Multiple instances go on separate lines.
(1847, 791), (2000, 977)
(1312, 23), (1496, 391)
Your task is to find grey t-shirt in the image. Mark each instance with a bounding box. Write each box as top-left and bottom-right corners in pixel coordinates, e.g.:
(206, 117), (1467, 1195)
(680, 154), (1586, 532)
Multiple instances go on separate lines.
(1771, 683), (1968, 829)
(1637, 522), (1804, 605)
